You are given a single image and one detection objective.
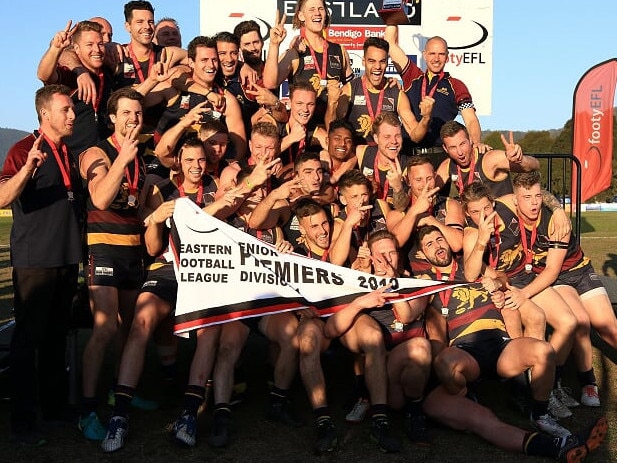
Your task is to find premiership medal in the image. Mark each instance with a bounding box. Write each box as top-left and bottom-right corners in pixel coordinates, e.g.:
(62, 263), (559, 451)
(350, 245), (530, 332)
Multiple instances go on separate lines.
(127, 194), (137, 207)
(67, 191), (74, 201)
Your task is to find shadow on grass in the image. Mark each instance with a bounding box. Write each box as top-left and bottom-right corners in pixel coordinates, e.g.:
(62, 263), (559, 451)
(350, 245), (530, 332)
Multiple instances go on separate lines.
(579, 216), (596, 233)
(602, 254), (617, 278)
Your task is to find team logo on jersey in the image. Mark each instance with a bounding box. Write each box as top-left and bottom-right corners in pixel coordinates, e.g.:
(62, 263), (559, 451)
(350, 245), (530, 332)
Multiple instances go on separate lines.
(383, 97), (395, 111)
(328, 54), (342, 70)
(290, 215), (300, 231)
(123, 63), (135, 79)
(357, 114), (372, 137)
(180, 95), (191, 110)
(303, 55), (315, 70)
(353, 95), (367, 106)
(452, 286), (488, 314)
(508, 217), (520, 236)
(436, 87), (449, 96)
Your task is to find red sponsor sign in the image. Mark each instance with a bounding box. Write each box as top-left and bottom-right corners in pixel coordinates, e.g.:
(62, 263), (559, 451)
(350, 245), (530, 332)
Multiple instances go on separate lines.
(572, 59), (617, 203)
(326, 26), (386, 50)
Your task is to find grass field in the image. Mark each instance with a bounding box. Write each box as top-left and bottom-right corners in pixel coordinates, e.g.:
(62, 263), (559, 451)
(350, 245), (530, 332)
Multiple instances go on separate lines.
(0, 214), (615, 462)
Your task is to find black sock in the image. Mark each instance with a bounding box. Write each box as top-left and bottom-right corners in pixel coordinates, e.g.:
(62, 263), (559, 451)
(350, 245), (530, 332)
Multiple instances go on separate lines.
(183, 385), (206, 416)
(369, 403), (389, 419)
(405, 397), (424, 416)
(270, 386), (288, 404)
(114, 384), (135, 418)
(530, 398), (549, 420)
(214, 403), (232, 417)
(578, 369), (597, 386)
(313, 406), (331, 422)
(523, 431), (564, 458)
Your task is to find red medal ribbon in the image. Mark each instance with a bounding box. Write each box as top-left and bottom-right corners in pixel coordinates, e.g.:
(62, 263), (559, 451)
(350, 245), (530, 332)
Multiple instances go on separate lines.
(178, 182), (204, 207)
(40, 131), (72, 197)
(111, 134), (140, 202)
(302, 28), (329, 80)
(421, 71), (445, 99)
(518, 216), (537, 270)
(92, 70), (105, 117)
(127, 43), (155, 83)
(373, 156), (389, 201)
(488, 216), (501, 269)
(435, 259), (458, 311)
(455, 151), (477, 195)
(361, 76), (385, 120)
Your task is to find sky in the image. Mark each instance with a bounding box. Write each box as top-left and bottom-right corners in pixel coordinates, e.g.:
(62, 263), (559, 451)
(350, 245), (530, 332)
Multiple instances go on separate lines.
(1, 1), (616, 134)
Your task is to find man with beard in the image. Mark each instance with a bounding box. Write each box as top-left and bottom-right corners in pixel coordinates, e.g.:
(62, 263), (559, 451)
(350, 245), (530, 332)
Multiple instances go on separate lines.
(415, 225), (573, 439)
(387, 155), (464, 274)
(325, 37), (433, 146)
(2, 85), (83, 446)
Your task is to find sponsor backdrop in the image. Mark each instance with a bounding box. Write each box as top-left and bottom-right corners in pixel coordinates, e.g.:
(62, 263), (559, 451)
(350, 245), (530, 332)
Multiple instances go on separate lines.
(200, 0), (493, 115)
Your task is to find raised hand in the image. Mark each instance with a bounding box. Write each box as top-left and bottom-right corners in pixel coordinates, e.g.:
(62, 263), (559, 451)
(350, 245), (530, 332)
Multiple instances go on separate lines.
(25, 135), (47, 175)
(385, 157), (404, 192)
(288, 123), (307, 144)
(118, 126), (140, 166)
(244, 82), (279, 107)
(181, 101), (212, 127)
(147, 48), (174, 84)
(413, 183), (440, 214)
(50, 20), (75, 50)
(418, 96), (434, 118)
(269, 10), (288, 47)
(477, 208), (497, 247)
(501, 131), (523, 163)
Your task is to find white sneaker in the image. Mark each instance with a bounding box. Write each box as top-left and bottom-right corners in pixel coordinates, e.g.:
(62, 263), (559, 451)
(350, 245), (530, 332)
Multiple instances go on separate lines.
(548, 390), (572, 419)
(554, 384), (580, 408)
(101, 416), (128, 453)
(345, 398), (370, 423)
(531, 413), (572, 438)
(580, 384), (601, 407)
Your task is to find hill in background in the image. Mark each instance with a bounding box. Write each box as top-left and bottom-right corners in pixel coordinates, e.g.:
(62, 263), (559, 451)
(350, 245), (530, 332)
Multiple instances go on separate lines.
(0, 128), (30, 166)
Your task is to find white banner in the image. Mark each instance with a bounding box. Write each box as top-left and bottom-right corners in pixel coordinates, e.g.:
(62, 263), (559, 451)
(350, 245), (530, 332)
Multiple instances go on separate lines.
(171, 198), (458, 334)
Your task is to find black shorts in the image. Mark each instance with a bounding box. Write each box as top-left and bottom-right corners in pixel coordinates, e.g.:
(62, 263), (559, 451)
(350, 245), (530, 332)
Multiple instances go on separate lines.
(454, 332), (511, 379)
(554, 262), (607, 298)
(509, 271), (535, 289)
(88, 248), (144, 290)
(139, 263), (177, 306)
